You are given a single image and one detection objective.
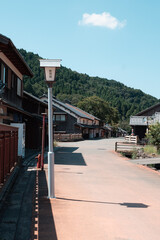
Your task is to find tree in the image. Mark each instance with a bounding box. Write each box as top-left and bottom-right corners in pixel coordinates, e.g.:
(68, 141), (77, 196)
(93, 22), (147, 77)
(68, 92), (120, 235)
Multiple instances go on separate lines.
(146, 123), (160, 150)
(118, 118), (131, 133)
(77, 96), (119, 124)
(18, 48), (159, 121)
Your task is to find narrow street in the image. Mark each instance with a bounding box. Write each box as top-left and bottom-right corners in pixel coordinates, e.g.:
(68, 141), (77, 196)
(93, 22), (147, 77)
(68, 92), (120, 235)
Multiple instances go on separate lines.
(1, 138), (160, 240)
(46, 138), (160, 240)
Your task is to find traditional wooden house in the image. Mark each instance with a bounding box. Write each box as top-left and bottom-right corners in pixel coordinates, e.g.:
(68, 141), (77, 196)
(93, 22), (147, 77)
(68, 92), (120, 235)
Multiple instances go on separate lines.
(0, 34), (33, 123)
(130, 103), (160, 140)
(41, 95), (104, 139)
(0, 34), (48, 152)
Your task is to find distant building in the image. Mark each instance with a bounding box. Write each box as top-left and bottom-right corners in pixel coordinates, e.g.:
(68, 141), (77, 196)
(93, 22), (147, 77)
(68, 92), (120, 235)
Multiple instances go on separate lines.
(22, 91), (48, 149)
(41, 95), (104, 139)
(130, 103), (160, 140)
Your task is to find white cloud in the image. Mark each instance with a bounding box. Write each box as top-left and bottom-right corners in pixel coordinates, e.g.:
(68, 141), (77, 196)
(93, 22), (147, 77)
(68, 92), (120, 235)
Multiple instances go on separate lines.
(78, 12), (126, 30)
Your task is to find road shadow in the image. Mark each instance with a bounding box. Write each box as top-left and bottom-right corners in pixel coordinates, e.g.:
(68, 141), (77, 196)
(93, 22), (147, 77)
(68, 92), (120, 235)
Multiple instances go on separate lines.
(56, 147), (79, 153)
(120, 202), (148, 208)
(56, 197), (149, 208)
(32, 170), (57, 240)
(55, 147), (87, 166)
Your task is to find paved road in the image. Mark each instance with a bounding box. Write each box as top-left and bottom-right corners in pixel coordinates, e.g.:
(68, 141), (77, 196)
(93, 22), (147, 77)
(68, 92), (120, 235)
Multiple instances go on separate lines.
(47, 138), (160, 240)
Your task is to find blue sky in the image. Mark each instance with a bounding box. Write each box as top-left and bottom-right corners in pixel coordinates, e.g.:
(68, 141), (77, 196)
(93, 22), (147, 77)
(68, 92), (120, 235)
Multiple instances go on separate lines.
(1, 0), (160, 99)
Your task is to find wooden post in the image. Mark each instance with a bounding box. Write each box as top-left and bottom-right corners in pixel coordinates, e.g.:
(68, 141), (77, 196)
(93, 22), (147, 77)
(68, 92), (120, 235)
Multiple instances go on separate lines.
(115, 142), (117, 152)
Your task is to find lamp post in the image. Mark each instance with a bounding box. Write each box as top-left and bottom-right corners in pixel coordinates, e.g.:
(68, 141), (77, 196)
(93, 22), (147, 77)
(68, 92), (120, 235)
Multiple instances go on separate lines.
(40, 59), (61, 198)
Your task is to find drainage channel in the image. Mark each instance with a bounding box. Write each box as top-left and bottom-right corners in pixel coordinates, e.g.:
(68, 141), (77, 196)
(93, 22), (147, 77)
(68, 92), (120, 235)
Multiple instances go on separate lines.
(122, 152), (160, 172)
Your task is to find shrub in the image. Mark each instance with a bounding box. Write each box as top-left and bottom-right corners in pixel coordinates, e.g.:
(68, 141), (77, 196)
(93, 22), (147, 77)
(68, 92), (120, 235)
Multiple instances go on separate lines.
(146, 123), (160, 150)
(53, 141), (58, 147)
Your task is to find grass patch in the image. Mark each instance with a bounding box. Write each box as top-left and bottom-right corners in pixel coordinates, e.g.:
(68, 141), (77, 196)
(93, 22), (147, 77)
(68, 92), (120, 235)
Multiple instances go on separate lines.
(54, 141), (58, 147)
(144, 145), (157, 155)
(119, 145), (160, 160)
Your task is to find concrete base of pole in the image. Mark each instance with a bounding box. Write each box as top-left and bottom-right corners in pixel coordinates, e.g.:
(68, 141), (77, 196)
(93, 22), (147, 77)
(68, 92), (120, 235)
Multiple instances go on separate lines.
(48, 151), (55, 198)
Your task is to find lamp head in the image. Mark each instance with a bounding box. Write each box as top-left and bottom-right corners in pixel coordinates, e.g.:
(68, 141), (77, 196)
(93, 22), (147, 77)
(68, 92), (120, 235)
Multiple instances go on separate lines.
(40, 59), (61, 83)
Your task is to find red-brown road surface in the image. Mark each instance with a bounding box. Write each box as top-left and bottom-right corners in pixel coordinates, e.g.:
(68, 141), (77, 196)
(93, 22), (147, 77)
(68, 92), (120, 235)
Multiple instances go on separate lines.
(39, 138), (160, 240)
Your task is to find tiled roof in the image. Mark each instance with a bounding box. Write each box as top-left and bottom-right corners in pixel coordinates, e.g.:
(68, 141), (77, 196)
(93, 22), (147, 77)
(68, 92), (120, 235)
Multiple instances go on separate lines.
(0, 34), (33, 77)
(41, 95), (100, 121)
(75, 123), (100, 129)
(65, 103), (100, 120)
(23, 91), (48, 106)
(136, 102), (160, 116)
(52, 98), (95, 120)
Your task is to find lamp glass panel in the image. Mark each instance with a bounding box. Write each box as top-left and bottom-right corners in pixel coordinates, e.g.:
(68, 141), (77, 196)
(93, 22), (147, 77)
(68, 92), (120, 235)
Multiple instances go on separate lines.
(45, 67), (56, 81)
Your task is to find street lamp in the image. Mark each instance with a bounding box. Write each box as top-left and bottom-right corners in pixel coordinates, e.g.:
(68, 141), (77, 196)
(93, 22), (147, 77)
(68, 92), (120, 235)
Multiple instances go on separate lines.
(40, 59), (61, 198)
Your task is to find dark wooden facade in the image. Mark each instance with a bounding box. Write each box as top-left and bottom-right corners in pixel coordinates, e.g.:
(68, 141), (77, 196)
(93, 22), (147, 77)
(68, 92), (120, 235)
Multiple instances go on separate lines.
(0, 34), (48, 151)
(132, 125), (147, 140)
(136, 103), (160, 117)
(54, 106), (81, 134)
(130, 103), (160, 140)
(22, 91), (48, 149)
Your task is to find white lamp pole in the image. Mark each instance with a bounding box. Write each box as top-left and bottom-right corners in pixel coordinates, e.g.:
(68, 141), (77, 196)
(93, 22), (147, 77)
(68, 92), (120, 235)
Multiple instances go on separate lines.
(40, 59), (61, 198)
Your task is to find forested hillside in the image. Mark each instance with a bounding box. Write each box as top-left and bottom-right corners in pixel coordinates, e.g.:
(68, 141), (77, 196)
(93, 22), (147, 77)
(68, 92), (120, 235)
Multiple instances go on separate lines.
(19, 49), (159, 120)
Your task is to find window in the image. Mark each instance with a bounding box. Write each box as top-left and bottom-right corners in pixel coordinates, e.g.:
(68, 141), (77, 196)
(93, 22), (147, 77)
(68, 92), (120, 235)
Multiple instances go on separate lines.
(0, 62), (1, 81)
(0, 63), (5, 84)
(61, 115), (65, 121)
(83, 119), (86, 124)
(5, 67), (8, 87)
(17, 78), (22, 96)
(54, 114), (66, 121)
(88, 120), (92, 125)
(11, 73), (14, 88)
(8, 69), (12, 89)
(56, 115), (61, 121)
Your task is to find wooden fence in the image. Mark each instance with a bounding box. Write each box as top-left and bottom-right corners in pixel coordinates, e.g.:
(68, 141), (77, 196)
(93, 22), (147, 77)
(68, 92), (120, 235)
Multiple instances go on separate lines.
(124, 135), (138, 144)
(115, 142), (141, 153)
(0, 123), (18, 185)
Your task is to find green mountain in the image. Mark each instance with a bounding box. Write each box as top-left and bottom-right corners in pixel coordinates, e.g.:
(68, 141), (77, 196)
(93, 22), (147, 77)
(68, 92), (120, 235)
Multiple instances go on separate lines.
(19, 49), (159, 120)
